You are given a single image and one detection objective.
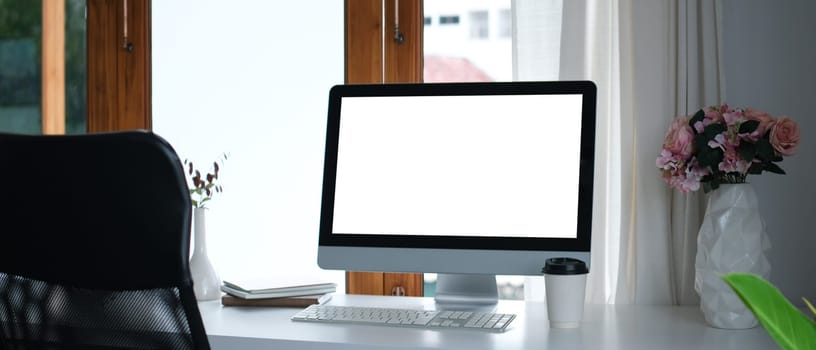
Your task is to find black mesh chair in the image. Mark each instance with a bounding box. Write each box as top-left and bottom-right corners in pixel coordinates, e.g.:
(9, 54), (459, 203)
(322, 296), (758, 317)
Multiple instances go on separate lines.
(0, 131), (210, 349)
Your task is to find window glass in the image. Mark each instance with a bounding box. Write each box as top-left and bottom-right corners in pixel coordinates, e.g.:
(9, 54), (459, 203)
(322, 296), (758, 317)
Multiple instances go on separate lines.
(65, 0), (87, 134)
(152, 2), (345, 290)
(0, 0), (86, 134)
(423, 0), (562, 300)
(0, 0), (42, 133)
(424, 1), (512, 83)
(425, 0), (516, 298)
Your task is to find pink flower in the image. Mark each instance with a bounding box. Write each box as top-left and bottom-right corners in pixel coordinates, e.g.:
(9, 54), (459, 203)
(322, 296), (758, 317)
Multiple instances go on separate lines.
(703, 105), (728, 125)
(663, 116), (695, 159)
(719, 146), (750, 174)
(723, 109), (744, 125)
(743, 108), (775, 136)
(708, 133), (726, 150)
(657, 103), (799, 193)
(693, 121), (705, 133)
(769, 116), (800, 156)
(658, 155), (708, 193)
(656, 149), (675, 169)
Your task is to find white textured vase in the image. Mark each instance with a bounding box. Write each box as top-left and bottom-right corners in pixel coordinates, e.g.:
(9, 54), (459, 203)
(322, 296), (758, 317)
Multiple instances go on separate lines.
(694, 183), (770, 329)
(190, 207), (221, 301)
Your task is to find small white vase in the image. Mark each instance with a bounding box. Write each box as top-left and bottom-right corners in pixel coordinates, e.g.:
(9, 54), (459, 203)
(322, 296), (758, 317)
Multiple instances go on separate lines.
(694, 183), (771, 329)
(190, 207), (221, 301)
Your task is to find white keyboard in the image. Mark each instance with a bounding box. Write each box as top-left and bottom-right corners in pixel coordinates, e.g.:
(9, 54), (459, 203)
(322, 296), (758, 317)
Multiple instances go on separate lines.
(292, 305), (515, 332)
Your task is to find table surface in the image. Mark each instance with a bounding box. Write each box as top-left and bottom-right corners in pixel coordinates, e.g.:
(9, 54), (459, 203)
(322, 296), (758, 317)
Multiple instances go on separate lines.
(199, 294), (776, 350)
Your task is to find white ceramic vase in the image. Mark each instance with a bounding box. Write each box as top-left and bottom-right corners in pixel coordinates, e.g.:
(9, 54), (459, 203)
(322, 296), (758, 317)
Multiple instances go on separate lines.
(694, 183), (770, 329)
(190, 207), (221, 301)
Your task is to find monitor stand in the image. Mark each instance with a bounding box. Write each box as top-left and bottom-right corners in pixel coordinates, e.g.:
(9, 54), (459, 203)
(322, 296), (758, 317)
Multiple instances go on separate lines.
(433, 273), (498, 310)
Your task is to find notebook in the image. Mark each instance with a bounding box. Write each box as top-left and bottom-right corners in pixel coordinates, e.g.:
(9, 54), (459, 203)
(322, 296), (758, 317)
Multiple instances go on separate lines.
(221, 293), (332, 307)
(221, 278), (337, 299)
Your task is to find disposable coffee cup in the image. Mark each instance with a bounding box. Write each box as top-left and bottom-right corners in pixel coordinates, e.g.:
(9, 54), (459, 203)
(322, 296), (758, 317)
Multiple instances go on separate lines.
(543, 258), (589, 328)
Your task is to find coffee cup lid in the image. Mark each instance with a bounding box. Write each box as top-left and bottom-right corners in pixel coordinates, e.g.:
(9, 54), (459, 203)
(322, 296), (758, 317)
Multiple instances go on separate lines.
(542, 257), (588, 275)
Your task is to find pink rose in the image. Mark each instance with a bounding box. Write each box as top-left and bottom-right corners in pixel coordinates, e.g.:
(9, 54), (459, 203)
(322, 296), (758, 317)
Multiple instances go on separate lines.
(663, 116), (695, 158)
(743, 108), (774, 135)
(769, 116), (800, 156)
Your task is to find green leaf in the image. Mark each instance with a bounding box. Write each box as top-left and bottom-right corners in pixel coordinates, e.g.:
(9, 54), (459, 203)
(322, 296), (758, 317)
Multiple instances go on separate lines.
(710, 177), (720, 191)
(738, 142), (757, 162)
(723, 273), (816, 350)
(689, 109), (706, 131)
(765, 162), (786, 174)
(757, 138), (774, 162)
(804, 298), (816, 318)
(697, 148), (724, 169)
(739, 120), (760, 134)
(702, 175), (720, 193)
(748, 162), (764, 175)
(694, 134), (710, 151)
(192, 200), (199, 207)
(704, 123), (727, 138)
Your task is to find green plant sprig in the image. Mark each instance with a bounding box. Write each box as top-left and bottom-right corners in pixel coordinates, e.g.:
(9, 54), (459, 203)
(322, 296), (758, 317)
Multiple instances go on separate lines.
(183, 153), (228, 208)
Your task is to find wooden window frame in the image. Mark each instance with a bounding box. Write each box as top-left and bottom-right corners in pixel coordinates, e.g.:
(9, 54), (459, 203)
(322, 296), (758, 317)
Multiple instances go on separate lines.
(41, 0), (66, 135)
(344, 0), (424, 296)
(86, 0), (422, 296)
(87, 0), (151, 132)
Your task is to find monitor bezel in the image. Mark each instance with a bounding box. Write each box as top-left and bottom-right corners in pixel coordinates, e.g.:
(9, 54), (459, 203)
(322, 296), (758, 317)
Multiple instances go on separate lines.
(319, 81), (596, 253)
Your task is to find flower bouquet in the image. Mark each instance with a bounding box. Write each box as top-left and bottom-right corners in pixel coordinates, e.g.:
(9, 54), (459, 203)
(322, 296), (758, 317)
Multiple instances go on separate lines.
(183, 153), (228, 208)
(660, 105), (801, 328)
(657, 104), (800, 193)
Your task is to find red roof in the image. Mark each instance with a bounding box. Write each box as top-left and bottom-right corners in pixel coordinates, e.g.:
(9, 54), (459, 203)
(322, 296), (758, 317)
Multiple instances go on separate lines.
(423, 55), (493, 82)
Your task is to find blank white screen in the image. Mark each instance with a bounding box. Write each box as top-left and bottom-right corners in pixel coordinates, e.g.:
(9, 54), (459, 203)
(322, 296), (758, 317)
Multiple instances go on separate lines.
(333, 94), (582, 239)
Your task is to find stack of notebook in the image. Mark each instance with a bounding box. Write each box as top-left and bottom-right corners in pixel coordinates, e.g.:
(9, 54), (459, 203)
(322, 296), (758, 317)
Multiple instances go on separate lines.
(220, 279), (336, 307)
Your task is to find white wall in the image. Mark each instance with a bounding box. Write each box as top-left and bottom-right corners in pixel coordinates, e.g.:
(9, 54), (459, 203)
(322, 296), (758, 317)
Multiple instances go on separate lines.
(721, 0), (816, 302)
(152, 1), (345, 288)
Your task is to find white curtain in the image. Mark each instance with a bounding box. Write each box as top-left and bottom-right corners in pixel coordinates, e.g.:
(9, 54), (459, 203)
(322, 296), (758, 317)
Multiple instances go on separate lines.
(519, 0), (724, 304)
(668, 0), (725, 305)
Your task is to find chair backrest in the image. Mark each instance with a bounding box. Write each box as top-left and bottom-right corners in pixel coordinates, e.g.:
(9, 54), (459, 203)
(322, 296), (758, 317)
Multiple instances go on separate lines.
(0, 131), (210, 349)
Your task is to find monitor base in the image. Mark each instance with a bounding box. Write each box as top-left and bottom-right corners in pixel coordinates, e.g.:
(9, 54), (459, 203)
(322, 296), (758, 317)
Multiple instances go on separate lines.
(433, 274), (498, 310)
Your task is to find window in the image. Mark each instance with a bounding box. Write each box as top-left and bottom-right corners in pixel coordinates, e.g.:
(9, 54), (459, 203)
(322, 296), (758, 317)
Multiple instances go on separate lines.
(0, 0), (86, 134)
(439, 15), (460, 25)
(65, 0), (87, 134)
(0, 24), (40, 133)
(152, 2), (346, 291)
(425, 0), (529, 298)
(153, 0), (562, 301)
(469, 11), (489, 39)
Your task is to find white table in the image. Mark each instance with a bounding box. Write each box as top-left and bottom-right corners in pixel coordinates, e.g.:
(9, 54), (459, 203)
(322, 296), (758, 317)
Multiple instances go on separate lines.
(199, 294), (775, 349)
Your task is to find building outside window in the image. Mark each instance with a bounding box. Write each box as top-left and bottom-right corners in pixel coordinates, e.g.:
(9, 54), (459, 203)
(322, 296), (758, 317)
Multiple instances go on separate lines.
(498, 9), (512, 38)
(469, 11), (489, 39)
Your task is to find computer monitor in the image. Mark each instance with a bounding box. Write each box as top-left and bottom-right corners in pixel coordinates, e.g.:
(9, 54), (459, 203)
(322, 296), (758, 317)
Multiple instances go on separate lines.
(318, 81), (596, 306)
